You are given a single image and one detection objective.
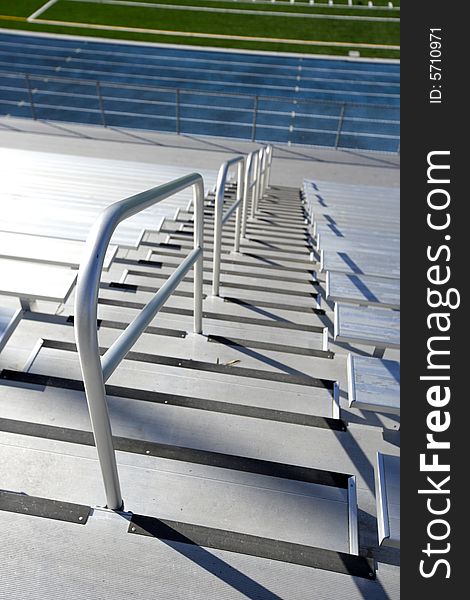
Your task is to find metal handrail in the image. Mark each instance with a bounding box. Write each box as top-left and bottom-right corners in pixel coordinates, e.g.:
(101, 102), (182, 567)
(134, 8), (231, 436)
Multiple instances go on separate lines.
(211, 145), (273, 294)
(250, 147), (263, 220)
(211, 156), (245, 296)
(74, 173), (205, 510)
(250, 145), (273, 218)
(241, 150), (258, 238)
(262, 144), (273, 199)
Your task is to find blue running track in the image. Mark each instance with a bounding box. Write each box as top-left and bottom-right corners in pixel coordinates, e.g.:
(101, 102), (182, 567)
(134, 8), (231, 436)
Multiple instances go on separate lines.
(0, 32), (400, 152)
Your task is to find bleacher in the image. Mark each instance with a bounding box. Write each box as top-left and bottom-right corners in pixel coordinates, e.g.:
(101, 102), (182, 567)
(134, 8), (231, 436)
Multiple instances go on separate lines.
(0, 147), (218, 246)
(0, 127), (400, 598)
(0, 31), (400, 151)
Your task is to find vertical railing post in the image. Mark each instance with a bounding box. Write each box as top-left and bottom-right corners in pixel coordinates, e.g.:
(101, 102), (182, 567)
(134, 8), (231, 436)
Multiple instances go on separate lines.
(258, 147), (267, 207)
(261, 145), (270, 197)
(176, 89), (181, 135)
(212, 157), (245, 296)
(24, 74), (37, 120)
(265, 144), (273, 192)
(193, 180), (204, 333)
(335, 103), (346, 149)
(251, 95), (259, 142)
(233, 159), (245, 253)
(75, 244), (123, 511)
(96, 81), (106, 127)
(250, 150), (261, 219)
(212, 166), (225, 297)
(241, 151), (254, 237)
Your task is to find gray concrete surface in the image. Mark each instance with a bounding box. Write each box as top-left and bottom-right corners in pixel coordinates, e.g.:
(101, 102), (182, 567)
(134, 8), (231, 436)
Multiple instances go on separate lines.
(0, 116), (400, 189)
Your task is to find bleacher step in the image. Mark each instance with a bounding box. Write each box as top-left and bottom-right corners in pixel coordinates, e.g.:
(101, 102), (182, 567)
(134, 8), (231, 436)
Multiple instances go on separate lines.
(96, 297), (325, 333)
(35, 338), (335, 387)
(0, 428), (356, 556)
(1, 369), (343, 430)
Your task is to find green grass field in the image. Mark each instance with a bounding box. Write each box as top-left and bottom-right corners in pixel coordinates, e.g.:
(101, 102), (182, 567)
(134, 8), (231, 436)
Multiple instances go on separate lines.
(0, 0), (400, 57)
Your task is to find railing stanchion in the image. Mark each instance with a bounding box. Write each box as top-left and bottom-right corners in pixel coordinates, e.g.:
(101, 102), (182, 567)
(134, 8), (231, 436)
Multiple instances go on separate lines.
(265, 144), (273, 192)
(25, 74), (37, 121)
(212, 171), (223, 297)
(256, 147), (266, 212)
(241, 151), (256, 237)
(96, 81), (106, 127)
(212, 155), (245, 296)
(193, 179), (204, 333)
(250, 149), (261, 219)
(260, 146), (267, 197)
(233, 160), (245, 253)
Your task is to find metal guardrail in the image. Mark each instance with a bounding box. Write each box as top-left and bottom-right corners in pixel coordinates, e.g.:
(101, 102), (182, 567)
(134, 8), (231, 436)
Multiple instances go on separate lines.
(74, 173), (205, 510)
(212, 145), (273, 296)
(241, 150), (259, 237)
(252, 145), (273, 218)
(0, 71), (400, 152)
(212, 156), (245, 297)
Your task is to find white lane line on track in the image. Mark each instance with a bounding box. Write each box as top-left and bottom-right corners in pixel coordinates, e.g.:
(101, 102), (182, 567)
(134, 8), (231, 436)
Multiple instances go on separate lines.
(28, 0), (60, 22)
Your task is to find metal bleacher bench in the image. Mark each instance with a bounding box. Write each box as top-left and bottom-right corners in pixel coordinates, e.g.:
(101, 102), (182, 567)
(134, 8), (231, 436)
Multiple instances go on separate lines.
(0, 306), (22, 354)
(316, 228), (399, 255)
(326, 271), (400, 310)
(0, 231), (117, 270)
(375, 453), (400, 548)
(334, 303), (400, 358)
(0, 258), (78, 311)
(347, 354), (400, 415)
(321, 248), (400, 280)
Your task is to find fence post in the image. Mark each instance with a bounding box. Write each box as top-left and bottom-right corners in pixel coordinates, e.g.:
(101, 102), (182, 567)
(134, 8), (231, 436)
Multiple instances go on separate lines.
(334, 103), (346, 149)
(176, 89), (181, 135)
(251, 95), (259, 142)
(96, 81), (106, 127)
(24, 74), (37, 120)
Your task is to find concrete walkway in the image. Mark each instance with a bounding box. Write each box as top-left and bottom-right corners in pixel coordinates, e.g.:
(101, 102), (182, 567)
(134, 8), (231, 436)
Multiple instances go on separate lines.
(0, 116), (400, 189)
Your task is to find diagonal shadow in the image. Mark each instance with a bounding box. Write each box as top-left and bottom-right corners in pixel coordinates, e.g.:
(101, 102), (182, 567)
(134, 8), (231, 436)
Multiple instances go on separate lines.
(122, 514), (284, 600)
(242, 253), (287, 268)
(211, 338), (322, 381)
(219, 300), (292, 324)
(338, 252), (364, 274)
(346, 274), (380, 304)
(383, 359), (400, 385)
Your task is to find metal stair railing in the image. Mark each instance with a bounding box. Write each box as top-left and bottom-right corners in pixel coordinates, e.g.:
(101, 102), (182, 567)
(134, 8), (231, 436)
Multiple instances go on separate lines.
(212, 145), (273, 296)
(241, 150), (258, 238)
(250, 145), (273, 218)
(74, 173), (205, 510)
(211, 155), (245, 296)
